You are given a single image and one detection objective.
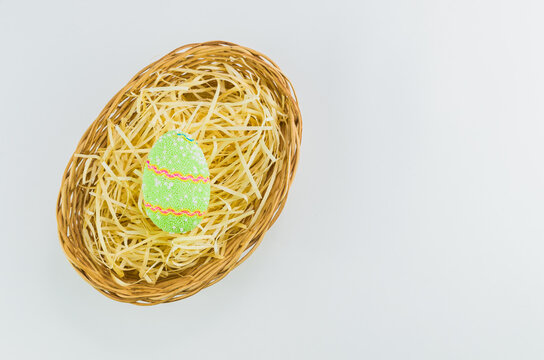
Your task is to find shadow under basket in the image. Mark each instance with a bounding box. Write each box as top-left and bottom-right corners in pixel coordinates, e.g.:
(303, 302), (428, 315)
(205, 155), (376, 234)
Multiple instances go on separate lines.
(56, 41), (302, 305)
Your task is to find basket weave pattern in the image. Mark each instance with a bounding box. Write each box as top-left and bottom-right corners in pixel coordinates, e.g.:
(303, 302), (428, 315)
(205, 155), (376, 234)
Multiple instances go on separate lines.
(56, 41), (302, 305)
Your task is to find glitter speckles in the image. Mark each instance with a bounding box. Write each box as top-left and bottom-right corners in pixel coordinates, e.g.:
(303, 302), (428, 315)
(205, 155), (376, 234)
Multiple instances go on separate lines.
(142, 130), (210, 233)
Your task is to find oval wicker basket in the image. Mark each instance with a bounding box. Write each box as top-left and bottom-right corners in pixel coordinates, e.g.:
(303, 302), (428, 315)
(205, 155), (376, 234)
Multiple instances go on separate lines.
(56, 41), (301, 305)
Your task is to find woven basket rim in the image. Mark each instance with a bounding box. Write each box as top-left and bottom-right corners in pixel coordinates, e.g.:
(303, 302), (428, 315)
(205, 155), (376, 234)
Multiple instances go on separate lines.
(56, 41), (302, 305)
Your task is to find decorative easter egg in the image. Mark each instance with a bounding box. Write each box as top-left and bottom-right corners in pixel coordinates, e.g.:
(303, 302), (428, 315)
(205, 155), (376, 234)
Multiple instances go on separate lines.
(142, 131), (210, 233)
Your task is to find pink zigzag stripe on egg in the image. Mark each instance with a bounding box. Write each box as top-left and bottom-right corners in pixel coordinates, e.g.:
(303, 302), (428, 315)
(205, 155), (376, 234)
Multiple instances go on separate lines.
(146, 160), (210, 183)
(144, 202), (205, 217)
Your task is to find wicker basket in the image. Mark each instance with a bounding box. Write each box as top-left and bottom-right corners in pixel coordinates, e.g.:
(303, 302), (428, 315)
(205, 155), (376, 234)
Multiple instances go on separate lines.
(56, 41), (302, 305)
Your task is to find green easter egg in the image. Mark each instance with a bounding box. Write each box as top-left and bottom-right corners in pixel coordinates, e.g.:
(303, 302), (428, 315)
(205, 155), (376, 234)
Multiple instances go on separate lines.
(142, 131), (211, 233)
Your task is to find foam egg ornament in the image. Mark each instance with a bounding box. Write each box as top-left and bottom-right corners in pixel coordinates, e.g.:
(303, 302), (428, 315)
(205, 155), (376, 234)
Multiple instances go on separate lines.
(142, 131), (210, 233)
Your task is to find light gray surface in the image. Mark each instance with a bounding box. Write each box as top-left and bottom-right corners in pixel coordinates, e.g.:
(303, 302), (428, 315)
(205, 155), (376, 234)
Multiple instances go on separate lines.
(1, 0), (544, 359)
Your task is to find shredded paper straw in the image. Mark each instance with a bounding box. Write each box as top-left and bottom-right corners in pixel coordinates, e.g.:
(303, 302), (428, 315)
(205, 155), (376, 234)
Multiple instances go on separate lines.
(57, 41), (301, 304)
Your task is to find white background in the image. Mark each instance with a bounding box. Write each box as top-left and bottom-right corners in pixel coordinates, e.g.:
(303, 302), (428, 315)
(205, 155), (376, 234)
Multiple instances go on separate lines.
(1, 0), (544, 359)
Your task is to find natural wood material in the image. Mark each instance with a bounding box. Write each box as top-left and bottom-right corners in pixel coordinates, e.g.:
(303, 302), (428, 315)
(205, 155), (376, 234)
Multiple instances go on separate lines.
(56, 41), (302, 305)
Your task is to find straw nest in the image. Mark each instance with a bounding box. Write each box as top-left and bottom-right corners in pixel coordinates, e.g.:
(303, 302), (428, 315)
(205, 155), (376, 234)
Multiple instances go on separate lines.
(56, 41), (301, 305)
